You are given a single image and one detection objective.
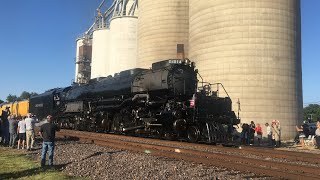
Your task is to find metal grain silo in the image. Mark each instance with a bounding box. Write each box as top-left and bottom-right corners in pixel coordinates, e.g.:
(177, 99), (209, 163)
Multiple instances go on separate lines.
(75, 37), (92, 84)
(91, 28), (110, 78)
(109, 16), (138, 75)
(137, 0), (189, 68)
(189, 0), (302, 139)
(75, 37), (83, 81)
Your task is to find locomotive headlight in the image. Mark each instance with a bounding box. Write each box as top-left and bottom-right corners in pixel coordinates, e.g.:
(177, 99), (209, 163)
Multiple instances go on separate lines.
(183, 59), (191, 65)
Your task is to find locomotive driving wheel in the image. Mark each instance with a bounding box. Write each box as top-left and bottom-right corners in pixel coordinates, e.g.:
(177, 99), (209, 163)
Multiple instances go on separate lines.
(111, 113), (122, 134)
(187, 126), (200, 143)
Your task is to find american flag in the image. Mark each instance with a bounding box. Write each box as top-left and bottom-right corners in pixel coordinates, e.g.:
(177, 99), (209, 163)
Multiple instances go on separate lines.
(189, 94), (196, 108)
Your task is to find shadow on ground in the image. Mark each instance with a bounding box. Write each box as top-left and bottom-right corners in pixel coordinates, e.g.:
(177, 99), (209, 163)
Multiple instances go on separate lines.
(0, 164), (70, 179)
(0, 137), (125, 179)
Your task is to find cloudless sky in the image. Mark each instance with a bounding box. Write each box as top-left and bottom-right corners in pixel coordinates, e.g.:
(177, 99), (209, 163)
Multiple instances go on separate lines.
(0, 0), (319, 106)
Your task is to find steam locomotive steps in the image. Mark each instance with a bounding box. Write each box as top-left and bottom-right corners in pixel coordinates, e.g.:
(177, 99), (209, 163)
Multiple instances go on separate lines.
(57, 130), (319, 179)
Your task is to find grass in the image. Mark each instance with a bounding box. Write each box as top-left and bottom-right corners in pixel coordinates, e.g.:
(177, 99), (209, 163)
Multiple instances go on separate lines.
(0, 146), (82, 180)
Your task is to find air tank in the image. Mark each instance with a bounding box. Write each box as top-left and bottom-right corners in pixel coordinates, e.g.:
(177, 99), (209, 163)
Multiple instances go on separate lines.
(137, 0), (189, 68)
(91, 28), (110, 78)
(189, 0), (302, 139)
(109, 16), (138, 76)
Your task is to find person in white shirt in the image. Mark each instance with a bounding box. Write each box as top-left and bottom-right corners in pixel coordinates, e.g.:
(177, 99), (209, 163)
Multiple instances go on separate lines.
(17, 117), (26, 149)
(315, 121), (320, 149)
(24, 113), (36, 150)
(265, 123), (272, 147)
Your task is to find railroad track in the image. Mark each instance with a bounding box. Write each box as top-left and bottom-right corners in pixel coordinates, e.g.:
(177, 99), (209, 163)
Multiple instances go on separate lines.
(57, 129), (320, 179)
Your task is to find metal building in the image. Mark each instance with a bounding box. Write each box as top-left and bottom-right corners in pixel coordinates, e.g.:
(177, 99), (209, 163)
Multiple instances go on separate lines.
(137, 0), (189, 68)
(75, 36), (92, 84)
(189, 0), (302, 139)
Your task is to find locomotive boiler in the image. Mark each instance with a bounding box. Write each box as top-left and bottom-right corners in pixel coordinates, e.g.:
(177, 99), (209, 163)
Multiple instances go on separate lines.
(29, 59), (239, 143)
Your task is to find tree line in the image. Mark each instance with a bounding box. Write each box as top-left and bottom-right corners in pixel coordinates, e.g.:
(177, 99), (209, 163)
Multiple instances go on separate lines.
(303, 104), (320, 122)
(0, 91), (39, 103)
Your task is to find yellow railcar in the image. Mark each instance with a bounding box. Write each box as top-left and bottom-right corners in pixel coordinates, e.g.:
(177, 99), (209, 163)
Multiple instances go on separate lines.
(0, 103), (10, 114)
(0, 100), (29, 117)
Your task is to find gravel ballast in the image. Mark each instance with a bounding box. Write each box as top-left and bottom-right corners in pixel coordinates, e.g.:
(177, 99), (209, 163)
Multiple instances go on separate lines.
(26, 138), (270, 180)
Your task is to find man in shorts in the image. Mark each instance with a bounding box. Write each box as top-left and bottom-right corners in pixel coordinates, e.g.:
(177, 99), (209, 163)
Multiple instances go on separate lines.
(17, 117), (26, 149)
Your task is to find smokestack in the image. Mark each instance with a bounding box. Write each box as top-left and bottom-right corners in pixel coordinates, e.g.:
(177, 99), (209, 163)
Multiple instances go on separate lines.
(177, 44), (185, 59)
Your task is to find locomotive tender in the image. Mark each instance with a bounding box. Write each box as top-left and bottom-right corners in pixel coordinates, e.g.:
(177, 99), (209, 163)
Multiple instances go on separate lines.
(29, 59), (239, 143)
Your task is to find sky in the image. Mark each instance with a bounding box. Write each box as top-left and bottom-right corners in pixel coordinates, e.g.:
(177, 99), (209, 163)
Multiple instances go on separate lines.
(0, 0), (319, 106)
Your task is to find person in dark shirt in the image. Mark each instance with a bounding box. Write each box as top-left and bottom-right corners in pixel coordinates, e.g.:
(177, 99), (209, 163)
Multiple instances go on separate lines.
(249, 121), (256, 145)
(241, 123), (249, 145)
(1, 107), (11, 144)
(302, 123), (310, 137)
(8, 115), (18, 148)
(39, 115), (60, 167)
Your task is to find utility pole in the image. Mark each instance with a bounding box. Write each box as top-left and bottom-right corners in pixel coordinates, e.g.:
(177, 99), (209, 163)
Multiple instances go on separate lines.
(308, 114), (313, 122)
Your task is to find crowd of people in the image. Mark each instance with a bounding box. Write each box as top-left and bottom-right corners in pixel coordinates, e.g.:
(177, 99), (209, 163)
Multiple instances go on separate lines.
(238, 119), (320, 149)
(0, 107), (60, 167)
(295, 120), (320, 148)
(0, 110), (36, 150)
(240, 120), (281, 147)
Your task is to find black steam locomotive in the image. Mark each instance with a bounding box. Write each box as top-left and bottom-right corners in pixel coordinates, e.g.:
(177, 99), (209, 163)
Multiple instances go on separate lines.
(29, 59), (239, 143)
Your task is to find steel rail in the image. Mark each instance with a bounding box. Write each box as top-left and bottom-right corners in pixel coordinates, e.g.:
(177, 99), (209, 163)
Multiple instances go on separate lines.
(59, 129), (320, 164)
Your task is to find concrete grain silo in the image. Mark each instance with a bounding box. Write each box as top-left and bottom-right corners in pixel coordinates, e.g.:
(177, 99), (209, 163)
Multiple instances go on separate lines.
(137, 0), (189, 68)
(91, 29), (110, 78)
(90, 0), (138, 78)
(109, 17), (138, 75)
(189, 0), (302, 139)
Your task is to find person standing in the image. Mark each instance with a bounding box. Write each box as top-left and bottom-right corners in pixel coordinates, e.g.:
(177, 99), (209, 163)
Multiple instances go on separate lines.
(255, 123), (262, 146)
(296, 125), (306, 148)
(315, 121), (320, 149)
(17, 117), (26, 149)
(272, 120), (281, 147)
(0, 116), (2, 143)
(265, 123), (272, 147)
(249, 121), (256, 145)
(39, 115), (60, 167)
(241, 123), (249, 145)
(1, 107), (11, 144)
(25, 113), (36, 150)
(8, 115), (18, 148)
